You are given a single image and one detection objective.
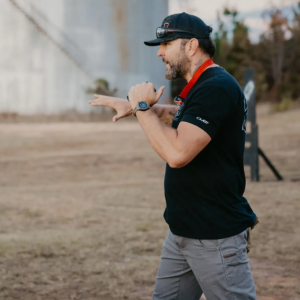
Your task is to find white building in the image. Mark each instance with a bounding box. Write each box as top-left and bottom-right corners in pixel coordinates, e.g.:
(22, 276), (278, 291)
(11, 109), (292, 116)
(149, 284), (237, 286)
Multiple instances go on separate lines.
(0, 0), (169, 115)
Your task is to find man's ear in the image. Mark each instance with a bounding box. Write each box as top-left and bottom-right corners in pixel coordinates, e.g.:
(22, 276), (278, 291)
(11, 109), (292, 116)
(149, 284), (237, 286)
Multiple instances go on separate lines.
(188, 38), (199, 55)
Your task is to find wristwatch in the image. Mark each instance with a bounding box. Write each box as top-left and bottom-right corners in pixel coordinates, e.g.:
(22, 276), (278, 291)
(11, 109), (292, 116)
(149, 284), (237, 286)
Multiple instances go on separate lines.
(133, 101), (150, 117)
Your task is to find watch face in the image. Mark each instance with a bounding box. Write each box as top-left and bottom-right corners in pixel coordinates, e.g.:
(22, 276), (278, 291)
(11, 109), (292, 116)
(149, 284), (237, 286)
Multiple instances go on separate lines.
(139, 102), (149, 109)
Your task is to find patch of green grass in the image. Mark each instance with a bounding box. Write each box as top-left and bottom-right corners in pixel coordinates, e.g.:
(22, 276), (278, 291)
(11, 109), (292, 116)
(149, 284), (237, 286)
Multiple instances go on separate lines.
(0, 242), (13, 254)
(271, 98), (297, 112)
(20, 208), (43, 218)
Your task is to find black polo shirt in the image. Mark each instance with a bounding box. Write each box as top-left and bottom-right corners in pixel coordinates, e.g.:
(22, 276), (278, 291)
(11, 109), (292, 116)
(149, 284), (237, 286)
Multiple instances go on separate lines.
(164, 67), (256, 239)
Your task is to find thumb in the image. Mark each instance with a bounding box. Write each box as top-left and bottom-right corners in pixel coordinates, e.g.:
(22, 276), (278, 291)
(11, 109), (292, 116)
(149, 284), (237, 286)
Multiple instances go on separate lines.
(155, 86), (165, 101)
(112, 112), (122, 122)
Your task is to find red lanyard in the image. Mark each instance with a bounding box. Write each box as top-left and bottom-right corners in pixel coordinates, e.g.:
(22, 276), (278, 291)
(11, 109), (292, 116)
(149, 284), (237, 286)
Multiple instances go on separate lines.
(175, 59), (214, 105)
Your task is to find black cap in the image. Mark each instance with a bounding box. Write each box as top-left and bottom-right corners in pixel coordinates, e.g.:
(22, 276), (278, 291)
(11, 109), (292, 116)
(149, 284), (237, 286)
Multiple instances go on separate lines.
(144, 12), (212, 46)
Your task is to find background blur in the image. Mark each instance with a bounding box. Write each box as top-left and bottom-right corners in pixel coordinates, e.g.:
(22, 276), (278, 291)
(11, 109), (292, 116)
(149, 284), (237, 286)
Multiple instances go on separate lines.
(0, 1), (299, 299)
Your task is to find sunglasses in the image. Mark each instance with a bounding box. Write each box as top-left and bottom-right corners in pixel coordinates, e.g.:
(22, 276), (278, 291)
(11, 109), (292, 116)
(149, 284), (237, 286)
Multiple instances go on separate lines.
(156, 27), (196, 38)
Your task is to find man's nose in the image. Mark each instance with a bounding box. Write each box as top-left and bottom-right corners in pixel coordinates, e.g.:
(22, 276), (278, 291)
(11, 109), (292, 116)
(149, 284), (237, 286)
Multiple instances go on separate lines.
(157, 45), (164, 57)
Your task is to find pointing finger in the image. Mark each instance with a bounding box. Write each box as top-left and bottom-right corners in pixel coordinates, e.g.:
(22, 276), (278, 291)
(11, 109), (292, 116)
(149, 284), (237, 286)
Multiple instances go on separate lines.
(155, 86), (165, 101)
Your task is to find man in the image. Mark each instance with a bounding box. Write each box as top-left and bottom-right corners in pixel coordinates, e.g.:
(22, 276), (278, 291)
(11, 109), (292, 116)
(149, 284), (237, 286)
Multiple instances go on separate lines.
(89, 12), (257, 300)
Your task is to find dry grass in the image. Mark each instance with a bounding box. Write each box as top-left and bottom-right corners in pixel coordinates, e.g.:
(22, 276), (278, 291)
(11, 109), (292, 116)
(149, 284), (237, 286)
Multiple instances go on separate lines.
(0, 104), (299, 300)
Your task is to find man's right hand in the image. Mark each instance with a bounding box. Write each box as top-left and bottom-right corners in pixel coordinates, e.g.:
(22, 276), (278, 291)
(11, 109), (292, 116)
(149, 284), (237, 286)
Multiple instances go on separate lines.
(89, 94), (179, 126)
(89, 95), (133, 122)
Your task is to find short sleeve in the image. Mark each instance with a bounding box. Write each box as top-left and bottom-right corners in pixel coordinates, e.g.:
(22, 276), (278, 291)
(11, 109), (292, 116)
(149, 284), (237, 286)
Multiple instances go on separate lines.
(181, 84), (234, 138)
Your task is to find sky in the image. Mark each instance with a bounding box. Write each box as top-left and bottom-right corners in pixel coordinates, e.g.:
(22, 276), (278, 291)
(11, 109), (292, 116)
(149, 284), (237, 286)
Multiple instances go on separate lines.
(169, 0), (299, 42)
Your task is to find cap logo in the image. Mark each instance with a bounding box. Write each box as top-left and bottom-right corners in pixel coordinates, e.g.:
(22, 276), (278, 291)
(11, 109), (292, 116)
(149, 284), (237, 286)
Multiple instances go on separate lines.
(164, 23), (169, 28)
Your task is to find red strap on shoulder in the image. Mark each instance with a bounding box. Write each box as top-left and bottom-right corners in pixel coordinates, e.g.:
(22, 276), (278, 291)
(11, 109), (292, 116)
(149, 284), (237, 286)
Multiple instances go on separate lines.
(179, 59), (214, 99)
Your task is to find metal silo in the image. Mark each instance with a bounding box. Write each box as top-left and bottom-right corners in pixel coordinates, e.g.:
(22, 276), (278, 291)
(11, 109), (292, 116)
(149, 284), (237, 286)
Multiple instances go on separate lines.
(0, 0), (169, 115)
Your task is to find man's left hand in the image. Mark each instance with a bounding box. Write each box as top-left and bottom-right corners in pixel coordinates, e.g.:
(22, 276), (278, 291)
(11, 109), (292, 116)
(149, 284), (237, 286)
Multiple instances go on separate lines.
(128, 82), (165, 109)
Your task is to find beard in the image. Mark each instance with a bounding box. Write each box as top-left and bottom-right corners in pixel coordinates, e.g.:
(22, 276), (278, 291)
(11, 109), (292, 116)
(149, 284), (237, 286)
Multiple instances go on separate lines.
(164, 51), (191, 81)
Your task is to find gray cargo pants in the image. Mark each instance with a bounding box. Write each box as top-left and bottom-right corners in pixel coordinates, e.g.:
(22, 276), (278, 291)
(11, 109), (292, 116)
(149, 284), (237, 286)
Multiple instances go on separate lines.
(153, 230), (256, 300)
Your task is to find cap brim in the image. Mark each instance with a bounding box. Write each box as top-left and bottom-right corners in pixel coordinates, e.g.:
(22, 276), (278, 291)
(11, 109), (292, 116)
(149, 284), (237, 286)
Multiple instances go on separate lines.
(144, 37), (177, 46)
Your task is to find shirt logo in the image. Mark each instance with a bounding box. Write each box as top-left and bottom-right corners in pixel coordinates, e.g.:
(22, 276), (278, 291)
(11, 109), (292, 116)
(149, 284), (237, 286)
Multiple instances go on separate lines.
(196, 117), (209, 124)
(164, 23), (169, 28)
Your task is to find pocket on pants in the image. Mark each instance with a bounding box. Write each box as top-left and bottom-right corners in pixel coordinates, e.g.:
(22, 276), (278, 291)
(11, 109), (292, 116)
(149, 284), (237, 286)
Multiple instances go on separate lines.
(223, 249), (250, 287)
(233, 229), (248, 248)
(223, 248), (249, 266)
(221, 233), (250, 287)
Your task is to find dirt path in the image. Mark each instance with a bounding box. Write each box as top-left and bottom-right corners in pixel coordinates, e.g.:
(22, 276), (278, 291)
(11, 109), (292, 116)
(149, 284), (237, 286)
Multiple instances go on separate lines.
(0, 105), (299, 299)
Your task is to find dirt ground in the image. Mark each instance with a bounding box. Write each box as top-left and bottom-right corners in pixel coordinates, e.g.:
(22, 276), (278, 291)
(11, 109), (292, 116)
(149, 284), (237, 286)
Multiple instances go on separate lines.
(0, 104), (299, 300)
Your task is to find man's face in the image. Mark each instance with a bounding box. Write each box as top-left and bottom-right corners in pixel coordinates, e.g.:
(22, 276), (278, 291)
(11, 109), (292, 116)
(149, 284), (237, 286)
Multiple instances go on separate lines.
(157, 39), (191, 80)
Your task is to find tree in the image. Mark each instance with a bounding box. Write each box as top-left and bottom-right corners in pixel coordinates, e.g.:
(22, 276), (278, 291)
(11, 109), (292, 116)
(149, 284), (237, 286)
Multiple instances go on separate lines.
(213, 11), (231, 68)
(225, 8), (251, 86)
(261, 9), (289, 101)
(281, 3), (300, 100)
(214, 7), (267, 98)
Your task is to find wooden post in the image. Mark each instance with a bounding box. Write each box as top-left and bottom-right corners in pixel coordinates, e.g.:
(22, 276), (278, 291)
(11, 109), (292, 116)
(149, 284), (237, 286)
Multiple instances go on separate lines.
(243, 68), (260, 181)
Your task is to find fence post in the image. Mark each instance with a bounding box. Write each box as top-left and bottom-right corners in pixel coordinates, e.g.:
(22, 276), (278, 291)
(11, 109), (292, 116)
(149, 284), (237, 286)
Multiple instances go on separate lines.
(243, 68), (260, 182)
